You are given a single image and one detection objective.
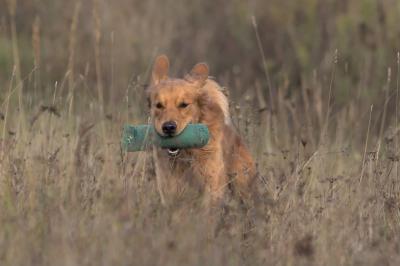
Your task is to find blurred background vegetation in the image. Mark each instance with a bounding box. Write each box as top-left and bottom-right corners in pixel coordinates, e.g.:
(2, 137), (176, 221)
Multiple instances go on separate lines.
(1, 0), (400, 103)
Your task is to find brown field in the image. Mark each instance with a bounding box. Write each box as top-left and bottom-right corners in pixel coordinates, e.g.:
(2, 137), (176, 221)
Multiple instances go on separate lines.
(0, 1), (400, 265)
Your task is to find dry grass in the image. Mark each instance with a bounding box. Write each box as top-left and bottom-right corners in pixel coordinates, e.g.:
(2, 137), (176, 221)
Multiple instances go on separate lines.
(1, 1), (400, 265)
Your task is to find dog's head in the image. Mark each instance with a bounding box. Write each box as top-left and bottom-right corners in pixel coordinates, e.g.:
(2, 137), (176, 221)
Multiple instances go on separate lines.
(147, 55), (209, 137)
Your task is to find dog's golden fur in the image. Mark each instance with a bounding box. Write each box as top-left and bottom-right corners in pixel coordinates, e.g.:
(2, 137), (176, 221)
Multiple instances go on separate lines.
(147, 55), (256, 206)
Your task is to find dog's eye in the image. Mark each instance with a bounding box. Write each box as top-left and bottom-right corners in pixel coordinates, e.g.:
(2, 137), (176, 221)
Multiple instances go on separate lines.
(178, 102), (189, 108)
(155, 103), (164, 109)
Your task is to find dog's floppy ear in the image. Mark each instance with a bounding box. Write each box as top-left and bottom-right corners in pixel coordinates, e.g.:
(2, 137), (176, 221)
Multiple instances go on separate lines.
(186, 63), (209, 87)
(151, 55), (169, 85)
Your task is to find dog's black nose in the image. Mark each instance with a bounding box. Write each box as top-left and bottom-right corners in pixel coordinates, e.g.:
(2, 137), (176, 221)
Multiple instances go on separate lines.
(162, 121), (177, 135)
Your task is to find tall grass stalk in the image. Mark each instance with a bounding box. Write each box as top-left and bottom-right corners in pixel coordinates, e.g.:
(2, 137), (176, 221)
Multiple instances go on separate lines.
(32, 16), (40, 97)
(67, 1), (82, 116)
(396, 52), (399, 181)
(7, 0), (26, 137)
(92, 0), (109, 157)
(360, 105), (373, 183)
(251, 15), (277, 149)
(376, 67), (391, 161)
(1, 67), (16, 163)
(321, 49), (338, 143)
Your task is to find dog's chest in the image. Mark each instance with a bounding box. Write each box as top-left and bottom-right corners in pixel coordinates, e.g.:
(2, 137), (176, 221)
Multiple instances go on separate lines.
(157, 150), (206, 185)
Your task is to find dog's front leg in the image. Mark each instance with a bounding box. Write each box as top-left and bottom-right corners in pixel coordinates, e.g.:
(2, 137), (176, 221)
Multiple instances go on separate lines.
(193, 151), (227, 209)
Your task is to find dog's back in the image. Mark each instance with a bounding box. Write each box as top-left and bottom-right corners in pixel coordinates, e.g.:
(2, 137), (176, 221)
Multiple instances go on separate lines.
(200, 79), (256, 200)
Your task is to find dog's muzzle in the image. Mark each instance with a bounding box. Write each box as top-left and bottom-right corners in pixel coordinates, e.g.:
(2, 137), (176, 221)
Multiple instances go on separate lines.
(167, 148), (180, 157)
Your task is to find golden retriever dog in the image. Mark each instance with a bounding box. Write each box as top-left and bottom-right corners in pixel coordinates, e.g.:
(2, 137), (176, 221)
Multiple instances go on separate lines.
(147, 55), (256, 208)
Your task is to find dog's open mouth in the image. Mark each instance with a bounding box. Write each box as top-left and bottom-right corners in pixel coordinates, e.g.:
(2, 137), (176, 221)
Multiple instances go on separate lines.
(167, 148), (180, 156)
